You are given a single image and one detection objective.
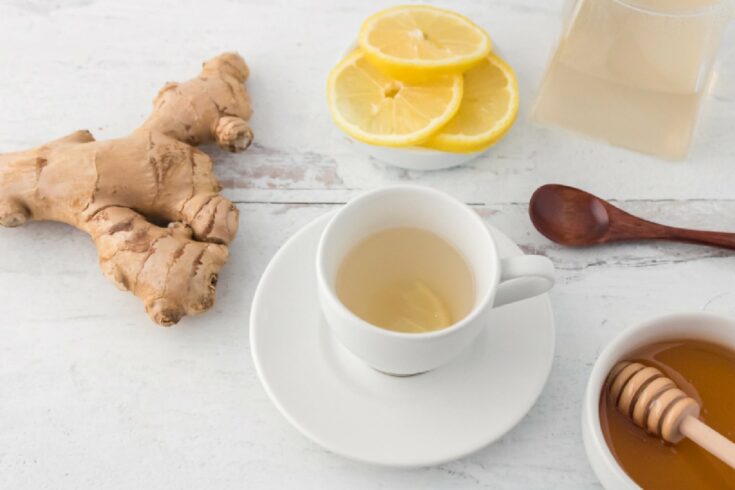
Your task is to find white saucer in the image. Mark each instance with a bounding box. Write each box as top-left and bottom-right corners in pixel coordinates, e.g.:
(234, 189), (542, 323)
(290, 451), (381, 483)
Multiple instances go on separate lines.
(250, 212), (555, 467)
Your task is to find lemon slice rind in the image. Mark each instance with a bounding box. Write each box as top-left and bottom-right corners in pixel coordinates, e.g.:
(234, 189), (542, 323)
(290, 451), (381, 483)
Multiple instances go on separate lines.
(358, 5), (492, 81)
(424, 54), (519, 153)
(327, 50), (464, 147)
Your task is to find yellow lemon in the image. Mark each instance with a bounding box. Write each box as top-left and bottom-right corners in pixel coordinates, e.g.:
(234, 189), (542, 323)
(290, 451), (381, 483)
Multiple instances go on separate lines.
(327, 50), (463, 147)
(425, 54), (519, 153)
(358, 5), (491, 82)
(390, 280), (452, 333)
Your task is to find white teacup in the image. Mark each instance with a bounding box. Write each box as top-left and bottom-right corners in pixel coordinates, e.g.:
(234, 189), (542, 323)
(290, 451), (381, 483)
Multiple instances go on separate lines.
(316, 185), (555, 375)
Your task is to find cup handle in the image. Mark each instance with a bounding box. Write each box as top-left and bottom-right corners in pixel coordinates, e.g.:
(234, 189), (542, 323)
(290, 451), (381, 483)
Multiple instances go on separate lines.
(493, 255), (555, 308)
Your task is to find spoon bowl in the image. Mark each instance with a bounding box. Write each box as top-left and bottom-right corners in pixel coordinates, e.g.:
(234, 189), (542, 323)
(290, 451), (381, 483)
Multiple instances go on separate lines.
(530, 185), (611, 246)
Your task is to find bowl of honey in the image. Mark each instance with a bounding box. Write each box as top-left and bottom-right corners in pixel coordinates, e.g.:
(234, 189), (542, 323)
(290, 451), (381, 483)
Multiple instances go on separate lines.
(582, 312), (735, 489)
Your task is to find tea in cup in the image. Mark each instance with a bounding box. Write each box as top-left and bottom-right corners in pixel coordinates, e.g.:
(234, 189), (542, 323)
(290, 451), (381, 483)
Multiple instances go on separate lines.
(317, 185), (555, 375)
(336, 226), (475, 334)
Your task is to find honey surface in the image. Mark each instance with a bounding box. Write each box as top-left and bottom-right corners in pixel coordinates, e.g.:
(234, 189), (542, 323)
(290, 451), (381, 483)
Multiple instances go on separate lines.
(600, 339), (735, 489)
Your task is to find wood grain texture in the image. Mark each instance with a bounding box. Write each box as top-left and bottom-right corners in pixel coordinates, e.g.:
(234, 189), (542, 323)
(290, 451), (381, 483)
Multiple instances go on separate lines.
(1, 0), (735, 488)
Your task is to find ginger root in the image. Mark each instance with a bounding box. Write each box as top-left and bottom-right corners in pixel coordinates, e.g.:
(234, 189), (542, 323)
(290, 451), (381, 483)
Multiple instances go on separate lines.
(0, 53), (253, 326)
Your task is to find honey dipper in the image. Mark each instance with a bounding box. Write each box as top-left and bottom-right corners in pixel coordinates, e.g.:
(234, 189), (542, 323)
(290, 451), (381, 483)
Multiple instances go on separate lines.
(608, 361), (735, 469)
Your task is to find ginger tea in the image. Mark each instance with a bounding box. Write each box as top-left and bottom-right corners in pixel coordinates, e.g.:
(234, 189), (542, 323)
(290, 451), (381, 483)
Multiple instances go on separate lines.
(533, 0), (730, 158)
(336, 227), (475, 333)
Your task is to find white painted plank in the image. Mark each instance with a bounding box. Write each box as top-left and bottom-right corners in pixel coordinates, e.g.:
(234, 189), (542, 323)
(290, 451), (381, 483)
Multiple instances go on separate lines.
(2, 0), (735, 487)
(2, 202), (735, 488)
(0, 0), (733, 205)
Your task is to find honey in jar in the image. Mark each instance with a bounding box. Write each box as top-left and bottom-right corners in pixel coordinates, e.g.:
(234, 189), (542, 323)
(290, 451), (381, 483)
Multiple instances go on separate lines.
(600, 339), (735, 489)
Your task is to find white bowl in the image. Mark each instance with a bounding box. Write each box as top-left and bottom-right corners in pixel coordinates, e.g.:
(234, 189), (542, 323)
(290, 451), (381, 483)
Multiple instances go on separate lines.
(582, 312), (735, 489)
(347, 137), (483, 171)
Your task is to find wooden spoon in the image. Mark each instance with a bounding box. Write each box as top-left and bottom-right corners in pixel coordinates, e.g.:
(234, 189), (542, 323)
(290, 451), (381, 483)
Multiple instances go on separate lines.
(529, 184), (735, 249)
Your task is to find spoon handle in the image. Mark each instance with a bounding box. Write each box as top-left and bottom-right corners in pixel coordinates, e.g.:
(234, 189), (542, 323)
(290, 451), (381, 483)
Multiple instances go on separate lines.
(607, 207), (735, 250)
(662, 227), (735, 250)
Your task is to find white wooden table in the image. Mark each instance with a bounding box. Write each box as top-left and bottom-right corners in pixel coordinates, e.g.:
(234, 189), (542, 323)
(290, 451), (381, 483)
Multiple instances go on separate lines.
(1, 0), (733, 488)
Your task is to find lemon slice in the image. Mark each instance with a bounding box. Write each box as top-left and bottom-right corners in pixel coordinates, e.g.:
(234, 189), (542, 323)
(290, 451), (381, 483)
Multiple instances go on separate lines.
(389, 280), (452, 333)
(358, 5), (492, 82)
(425, 54), (519, 153)
(327, 50), (463, 147)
